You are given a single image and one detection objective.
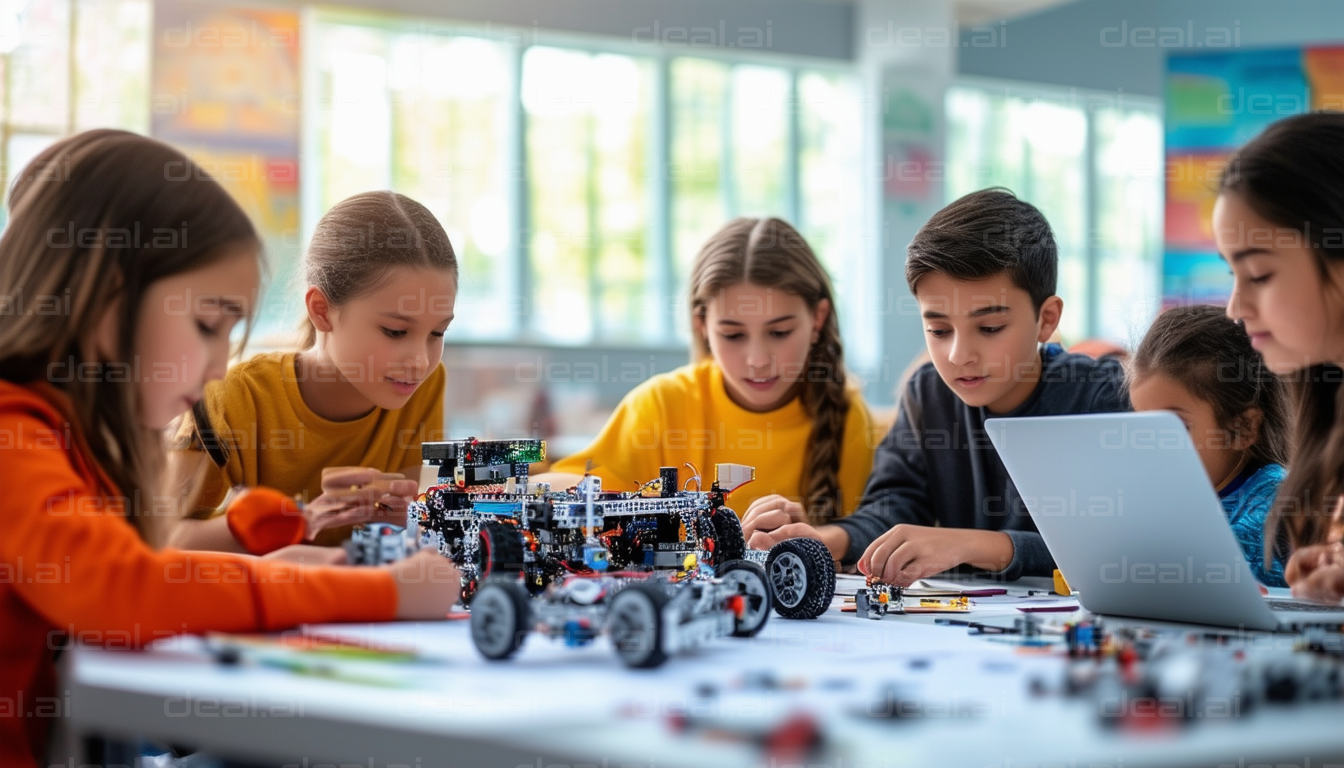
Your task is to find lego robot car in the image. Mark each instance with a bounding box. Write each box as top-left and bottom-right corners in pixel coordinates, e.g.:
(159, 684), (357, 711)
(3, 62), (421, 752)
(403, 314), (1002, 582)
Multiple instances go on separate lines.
(469, 558), (772, 668)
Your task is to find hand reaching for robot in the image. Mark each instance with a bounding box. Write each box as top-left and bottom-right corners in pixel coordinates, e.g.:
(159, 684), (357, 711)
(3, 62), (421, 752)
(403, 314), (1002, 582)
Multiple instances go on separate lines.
(741, 494), (808, 534)
(742, 495), (810, 546)
(388, 549), (461, 619)
(302, 466), (417, 540)
(858, 525), (1014, 587)
(263, 544), (349, 565)
(741, 494), (850, 561)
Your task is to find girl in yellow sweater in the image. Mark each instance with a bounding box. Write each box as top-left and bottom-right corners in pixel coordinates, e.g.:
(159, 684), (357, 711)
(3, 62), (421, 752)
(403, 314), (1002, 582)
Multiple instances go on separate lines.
(541, 218), (878, 560)
(170, 191), (455, 555)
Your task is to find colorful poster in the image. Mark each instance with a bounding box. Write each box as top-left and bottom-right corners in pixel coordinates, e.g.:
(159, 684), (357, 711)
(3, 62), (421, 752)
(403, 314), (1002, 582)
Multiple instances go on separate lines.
(151, 0), (301, 340)
(1163, 46), (1344, 309)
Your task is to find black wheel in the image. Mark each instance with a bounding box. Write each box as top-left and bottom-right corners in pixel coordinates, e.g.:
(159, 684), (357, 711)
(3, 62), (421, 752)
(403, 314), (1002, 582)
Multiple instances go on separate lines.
(460, 521), (525, 605)
(476, 521), (525, 577)
(766, 538), (836, 620)
(698, 507), (746, 567)
(717, 559), (772, 637)
(470, 578), (531, 660)
(608, 582), (669, 668)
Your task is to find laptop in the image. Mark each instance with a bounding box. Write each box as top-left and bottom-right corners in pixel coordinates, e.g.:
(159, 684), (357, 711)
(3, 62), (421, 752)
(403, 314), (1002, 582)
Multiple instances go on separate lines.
(984, 411), (1344, 631)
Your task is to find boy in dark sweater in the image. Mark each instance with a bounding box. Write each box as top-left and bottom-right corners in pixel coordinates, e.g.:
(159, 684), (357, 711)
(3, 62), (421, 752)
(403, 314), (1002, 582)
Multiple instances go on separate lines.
(743, 188), (1128, 583)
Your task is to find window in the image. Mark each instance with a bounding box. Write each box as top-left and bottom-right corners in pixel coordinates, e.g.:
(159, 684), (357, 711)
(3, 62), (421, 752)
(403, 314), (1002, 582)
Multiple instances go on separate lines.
(945, 79), (1162, 346)
(667, 57), (867, 366)
(2, 6), (867, 360)
(309, 16), (514, 341)
(1093, 107), (1162, 343)
(797, 71), (866, 365)
(0, 0), (150, 225)
(524, 47), (653, 344)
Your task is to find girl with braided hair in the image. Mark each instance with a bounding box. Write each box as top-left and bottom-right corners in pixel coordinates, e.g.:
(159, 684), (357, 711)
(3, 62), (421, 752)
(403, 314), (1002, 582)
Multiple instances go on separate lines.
(1128, 304), (1290, 587)
(542, 217), (877, 561)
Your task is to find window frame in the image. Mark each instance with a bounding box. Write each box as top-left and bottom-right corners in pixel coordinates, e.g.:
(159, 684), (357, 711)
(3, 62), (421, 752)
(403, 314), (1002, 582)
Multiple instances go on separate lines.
(949, 75), (1163, 342)
(302, 7), (862, 351)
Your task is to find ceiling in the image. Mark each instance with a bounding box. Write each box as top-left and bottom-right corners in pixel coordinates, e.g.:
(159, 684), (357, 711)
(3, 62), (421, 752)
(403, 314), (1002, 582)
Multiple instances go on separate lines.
(953, 0), (1077, 25)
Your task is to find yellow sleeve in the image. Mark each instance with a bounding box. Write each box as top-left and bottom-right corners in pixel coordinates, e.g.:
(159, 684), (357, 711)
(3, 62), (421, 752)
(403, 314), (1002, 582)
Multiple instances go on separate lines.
(393, 363), (446, 474)
(550, 383), (667, 493)
(836, 390), (879, 519)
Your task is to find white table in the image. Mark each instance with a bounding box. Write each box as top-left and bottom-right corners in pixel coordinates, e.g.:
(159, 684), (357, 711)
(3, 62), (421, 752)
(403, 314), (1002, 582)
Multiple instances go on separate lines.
(64, 575), (1344, 768)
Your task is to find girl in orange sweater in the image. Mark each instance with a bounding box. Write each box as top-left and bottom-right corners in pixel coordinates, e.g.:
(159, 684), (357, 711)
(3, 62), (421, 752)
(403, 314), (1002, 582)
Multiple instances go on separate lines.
(0, 130), (460, 768)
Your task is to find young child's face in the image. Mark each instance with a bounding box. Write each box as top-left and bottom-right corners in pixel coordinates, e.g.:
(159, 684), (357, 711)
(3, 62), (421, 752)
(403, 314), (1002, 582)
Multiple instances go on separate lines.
(915, 271), (1060, 413)
(134, 248), (260, 430)
(700, 281), (829, 413)
(1216, 191), (1344, 373)
(323, 266), (456, 410)
(1129, 372), (1244, 488)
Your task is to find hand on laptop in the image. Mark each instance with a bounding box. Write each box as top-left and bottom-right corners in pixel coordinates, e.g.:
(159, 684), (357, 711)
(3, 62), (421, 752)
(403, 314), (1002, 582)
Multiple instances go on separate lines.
(1286, 542), (1344, 604)
(858, 525), (1015, 587)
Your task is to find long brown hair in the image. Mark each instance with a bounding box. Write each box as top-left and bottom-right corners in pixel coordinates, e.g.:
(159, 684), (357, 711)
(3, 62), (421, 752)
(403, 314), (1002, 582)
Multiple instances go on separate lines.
(689, 217), (849, 525)
(0, 130), (260, 539)
(1128, 304), (1289, 470)
(1220, 112), (1344, 551)
(298, 191), (457, 349)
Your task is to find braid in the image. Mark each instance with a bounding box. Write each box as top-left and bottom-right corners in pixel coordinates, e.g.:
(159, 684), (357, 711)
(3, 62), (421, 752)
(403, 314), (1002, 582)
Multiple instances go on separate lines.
(800, 318), (849, 525)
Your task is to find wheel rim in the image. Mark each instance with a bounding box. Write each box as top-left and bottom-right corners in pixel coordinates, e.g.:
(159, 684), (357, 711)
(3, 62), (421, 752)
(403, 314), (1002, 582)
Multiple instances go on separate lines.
(770, 551), (808, 609)
(722, 569), (770, 631)
(471, 588), (516, 656)
(610, 593), (658, 665)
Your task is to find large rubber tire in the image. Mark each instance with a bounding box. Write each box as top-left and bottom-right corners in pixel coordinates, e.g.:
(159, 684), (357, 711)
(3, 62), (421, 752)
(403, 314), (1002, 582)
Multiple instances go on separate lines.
(608, 582), (669, 668)
(766, 538), (836, 620)
(477, 521), (526, 577)
(471, 578), (531, 660)
(461, 522), (526, 605)
(717, 559), (772, 637)
(699, 507), (747, 567)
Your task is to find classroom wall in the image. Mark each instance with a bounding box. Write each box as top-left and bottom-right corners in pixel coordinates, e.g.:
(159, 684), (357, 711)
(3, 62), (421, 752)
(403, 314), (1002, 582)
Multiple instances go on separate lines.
(958, 0), (1344, 96)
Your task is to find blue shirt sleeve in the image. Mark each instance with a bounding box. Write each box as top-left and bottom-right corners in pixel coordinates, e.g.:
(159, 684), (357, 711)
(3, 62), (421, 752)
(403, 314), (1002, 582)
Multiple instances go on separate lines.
(1220, 463), (1288, 588)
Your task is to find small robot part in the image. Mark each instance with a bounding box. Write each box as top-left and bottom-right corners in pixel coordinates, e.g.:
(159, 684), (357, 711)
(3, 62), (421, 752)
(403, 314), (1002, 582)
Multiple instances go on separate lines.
(743, 538), (837, 620)
(343, 522), (419, 566)
(469, 558), (772, 668)
(853, 577), (970, 619)
(1036, 623), (1344, 730)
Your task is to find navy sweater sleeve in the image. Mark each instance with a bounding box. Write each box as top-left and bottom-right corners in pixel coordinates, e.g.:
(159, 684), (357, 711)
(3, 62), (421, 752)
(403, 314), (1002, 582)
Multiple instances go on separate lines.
(832, 380), (934, 564)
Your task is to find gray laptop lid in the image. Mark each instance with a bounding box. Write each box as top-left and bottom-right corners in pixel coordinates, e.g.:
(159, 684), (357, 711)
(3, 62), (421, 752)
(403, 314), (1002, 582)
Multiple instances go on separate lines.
(985, 411), (1287, 631)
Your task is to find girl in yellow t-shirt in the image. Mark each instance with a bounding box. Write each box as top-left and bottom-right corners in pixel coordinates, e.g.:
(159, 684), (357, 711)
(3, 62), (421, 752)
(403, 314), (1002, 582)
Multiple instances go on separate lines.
(169, 191), (455, 555)
(540, 217), (878, 561)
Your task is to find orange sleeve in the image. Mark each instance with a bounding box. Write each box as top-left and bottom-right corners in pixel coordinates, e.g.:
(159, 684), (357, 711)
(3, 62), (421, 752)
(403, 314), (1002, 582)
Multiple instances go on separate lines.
(225, 487), (307, 555)
(0, 410), (397, 639)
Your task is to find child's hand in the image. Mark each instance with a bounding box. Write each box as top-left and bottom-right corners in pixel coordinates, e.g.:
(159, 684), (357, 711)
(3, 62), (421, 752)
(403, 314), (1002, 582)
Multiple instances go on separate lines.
(1286, 543), (1344, 604)
(387, 549), (461, 619)
(741, 495), (807, 536)
(303, 467), (417, 539)
(859, 525), (1013, 587)
(741, 495), (848, 560)
(263, 544), (348, 565)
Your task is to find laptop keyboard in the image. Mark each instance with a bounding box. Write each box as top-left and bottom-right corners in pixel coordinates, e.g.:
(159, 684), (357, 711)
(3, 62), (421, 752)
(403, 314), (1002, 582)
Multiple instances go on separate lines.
(1267, 598), (1344, 612)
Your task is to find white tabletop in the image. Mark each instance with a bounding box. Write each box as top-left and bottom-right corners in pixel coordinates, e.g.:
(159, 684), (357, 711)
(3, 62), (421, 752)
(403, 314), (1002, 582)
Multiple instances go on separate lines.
(65, 575), (1344, 768)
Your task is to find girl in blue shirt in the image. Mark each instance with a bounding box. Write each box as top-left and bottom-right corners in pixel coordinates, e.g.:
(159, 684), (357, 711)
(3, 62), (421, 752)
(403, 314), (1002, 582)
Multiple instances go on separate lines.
(1128, 303), (1289, 586)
